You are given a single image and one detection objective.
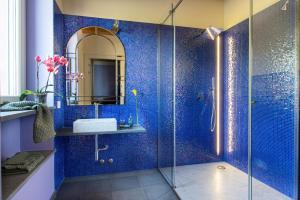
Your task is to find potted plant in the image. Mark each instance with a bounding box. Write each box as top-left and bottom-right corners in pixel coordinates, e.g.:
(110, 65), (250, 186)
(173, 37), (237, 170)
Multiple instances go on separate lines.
(20, 55), (69, 104)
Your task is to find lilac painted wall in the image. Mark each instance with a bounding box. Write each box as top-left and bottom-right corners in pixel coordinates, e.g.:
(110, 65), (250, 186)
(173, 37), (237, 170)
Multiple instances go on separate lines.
(0, 1), (56, 198)
(1, 120), (21, 160)
(26, 0), (54, 107)
(10, 154), (55, 200)
(1, 117), (54, 161)
(20, 116), (54, 151)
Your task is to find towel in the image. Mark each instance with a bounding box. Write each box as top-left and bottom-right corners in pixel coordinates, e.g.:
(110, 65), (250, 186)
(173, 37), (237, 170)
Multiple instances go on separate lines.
(0, 101), (37, 111)
(0, 101), (56, 143)
(2, 151), (45, 175)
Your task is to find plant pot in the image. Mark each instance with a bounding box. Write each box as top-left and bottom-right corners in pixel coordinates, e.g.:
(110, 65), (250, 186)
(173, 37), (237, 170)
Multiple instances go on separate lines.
(35, 93), (47, 104)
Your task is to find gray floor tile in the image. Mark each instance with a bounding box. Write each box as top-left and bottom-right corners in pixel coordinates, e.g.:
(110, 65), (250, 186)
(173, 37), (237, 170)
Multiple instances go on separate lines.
(111, 176), (141, 191)
(138, 173), (165, 187)
(143, 184), (172, 200)
(55, 169), (177, 200)
(158, 191), (179, 200)
(112, 188), (147, 200)
(56, 182), (83, 200)
(111, 171), (139, 178)
(83, 192), (112, 200)
(84, 179), (113, 193)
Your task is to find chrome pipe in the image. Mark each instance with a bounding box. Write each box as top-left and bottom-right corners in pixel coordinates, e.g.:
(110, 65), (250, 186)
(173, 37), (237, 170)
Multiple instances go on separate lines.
(161, 0), (183, 24)
(95, 134), (98, 161)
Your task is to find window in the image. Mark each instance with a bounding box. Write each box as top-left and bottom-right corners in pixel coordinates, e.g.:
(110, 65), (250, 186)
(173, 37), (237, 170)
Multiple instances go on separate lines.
(0, 0), (26, 99)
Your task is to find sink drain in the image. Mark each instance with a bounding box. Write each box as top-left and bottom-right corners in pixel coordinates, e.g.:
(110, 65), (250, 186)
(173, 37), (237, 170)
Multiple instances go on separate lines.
(217, 165), (226, 170)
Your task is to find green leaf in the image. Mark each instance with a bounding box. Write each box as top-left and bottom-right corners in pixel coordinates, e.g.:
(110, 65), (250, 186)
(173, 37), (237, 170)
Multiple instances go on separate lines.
(20, 90), (35, 101)
(39, 84), (54, 93)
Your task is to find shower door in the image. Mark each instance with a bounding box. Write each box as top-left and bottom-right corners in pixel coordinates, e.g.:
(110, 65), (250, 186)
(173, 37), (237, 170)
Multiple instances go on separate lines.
(157, 5), (176, 186)
(250, 0), (299, 199)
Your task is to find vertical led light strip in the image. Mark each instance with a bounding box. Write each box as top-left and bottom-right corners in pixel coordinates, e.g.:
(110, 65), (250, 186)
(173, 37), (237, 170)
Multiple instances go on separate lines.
(227, 37), (234, 153)
(216, 36), (221, 155)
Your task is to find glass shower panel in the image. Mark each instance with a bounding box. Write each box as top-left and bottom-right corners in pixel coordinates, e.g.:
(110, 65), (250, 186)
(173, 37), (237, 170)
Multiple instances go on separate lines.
(251, 0), (298, 199)
(157, 10), (175, 186)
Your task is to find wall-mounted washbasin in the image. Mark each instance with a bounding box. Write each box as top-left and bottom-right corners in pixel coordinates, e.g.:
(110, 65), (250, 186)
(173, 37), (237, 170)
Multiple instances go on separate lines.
(73, 118), (117, 133)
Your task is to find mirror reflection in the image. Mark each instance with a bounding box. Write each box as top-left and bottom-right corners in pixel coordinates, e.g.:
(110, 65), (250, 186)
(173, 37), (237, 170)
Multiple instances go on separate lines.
(66, 26), (125, 105)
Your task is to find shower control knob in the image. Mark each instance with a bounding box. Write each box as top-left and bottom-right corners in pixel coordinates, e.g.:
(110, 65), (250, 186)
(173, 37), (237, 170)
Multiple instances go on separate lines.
(108, 158), (114, 164)
(99, 159), (105, 165)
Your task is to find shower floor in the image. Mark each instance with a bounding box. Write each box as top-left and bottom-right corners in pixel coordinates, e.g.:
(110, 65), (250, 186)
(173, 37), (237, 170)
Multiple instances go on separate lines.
(162, 162), (290, 200)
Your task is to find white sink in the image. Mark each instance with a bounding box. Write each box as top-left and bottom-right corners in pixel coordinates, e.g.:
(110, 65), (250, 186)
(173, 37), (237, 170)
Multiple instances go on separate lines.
(73, 118), (117, 133)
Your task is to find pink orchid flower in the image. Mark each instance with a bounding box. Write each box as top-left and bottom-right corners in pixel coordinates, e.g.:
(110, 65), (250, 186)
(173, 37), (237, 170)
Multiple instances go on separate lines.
(53, 55), (60, 63)
(67, 72), (84, 82)
(43, 57), (55, 68)
(59, 56), (68, 66)
(35, 56), (41, 63)
(34, 55), (68, 94)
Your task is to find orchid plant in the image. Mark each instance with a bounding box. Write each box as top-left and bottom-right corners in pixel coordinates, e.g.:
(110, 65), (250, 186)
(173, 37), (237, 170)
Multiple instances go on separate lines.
(20, 55), (69, 103)
(67, 72), (84, 101)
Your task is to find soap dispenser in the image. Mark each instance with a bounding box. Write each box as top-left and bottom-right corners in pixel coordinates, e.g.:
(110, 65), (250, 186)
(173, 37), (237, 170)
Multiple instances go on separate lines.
(128, 114), (133, 127)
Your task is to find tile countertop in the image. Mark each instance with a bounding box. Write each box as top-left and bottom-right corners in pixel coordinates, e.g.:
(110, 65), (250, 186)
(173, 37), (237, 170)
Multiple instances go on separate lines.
(56, 125), (146, 136)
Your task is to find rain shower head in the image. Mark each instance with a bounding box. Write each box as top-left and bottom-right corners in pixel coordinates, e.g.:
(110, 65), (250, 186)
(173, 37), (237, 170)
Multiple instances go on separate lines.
(194, 26), (222, 41)
(205, 27), (222, 40)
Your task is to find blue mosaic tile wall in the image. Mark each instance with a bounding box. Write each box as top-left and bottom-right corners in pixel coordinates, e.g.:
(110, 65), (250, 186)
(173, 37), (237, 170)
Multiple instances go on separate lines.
(53, 1), (65, 190)
(158, 24), (175, 171)
(175, 27), (221, 165)
(158, 25), (221, 171)
(223, 1), (297, 197)
(251, 1), (297, 197)
(222, 19), (249, 173)
(61, 15), (158, 177)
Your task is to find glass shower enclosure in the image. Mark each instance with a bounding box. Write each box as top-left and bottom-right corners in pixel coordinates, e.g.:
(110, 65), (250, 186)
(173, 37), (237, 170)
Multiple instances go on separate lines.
(157, 0), (299, 199)
(157, 3), (176, 186)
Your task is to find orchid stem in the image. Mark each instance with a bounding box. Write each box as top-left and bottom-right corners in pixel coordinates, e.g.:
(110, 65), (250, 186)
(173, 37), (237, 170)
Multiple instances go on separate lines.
(44, 72), (51, 93)
(36, 63), (40, 92)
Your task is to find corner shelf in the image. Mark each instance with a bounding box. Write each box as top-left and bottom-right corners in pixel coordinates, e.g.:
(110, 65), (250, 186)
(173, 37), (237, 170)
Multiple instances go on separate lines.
(56, 125), (146, 136)
(2, 150), (54, 200)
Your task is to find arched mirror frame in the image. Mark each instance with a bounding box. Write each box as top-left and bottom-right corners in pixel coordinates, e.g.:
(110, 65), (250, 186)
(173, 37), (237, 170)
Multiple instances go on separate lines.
(65, 26), (126, 105)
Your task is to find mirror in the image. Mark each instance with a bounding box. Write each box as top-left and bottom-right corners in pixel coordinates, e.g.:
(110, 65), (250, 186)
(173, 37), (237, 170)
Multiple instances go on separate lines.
(65, 26), (125, 105)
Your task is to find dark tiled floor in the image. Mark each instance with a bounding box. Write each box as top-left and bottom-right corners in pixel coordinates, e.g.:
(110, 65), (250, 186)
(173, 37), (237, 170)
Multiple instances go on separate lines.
(55, 169), (179, 200)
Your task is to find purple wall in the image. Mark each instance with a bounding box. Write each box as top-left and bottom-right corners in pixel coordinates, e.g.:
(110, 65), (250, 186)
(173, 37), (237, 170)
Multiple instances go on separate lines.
(1, 120), (21, 160)
(0, 0), (56, 198)
(10, 154), (55, 200)
(26, 0), (54, 107)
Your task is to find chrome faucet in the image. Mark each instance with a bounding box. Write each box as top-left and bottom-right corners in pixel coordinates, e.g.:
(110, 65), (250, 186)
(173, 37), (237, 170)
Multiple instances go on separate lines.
(95, 103), (99, 119)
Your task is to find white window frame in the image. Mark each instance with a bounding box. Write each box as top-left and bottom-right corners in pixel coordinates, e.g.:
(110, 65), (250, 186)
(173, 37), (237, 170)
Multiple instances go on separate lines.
(0, 0), (26, 103)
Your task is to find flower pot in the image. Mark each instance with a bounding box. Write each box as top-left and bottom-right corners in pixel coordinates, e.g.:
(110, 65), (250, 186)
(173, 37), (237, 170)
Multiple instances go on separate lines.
(35, 93), (47, 104)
